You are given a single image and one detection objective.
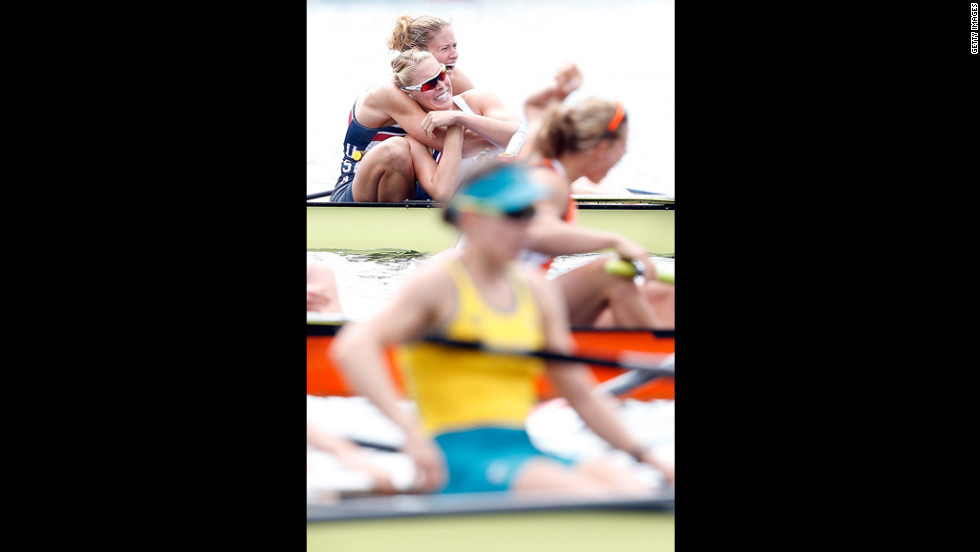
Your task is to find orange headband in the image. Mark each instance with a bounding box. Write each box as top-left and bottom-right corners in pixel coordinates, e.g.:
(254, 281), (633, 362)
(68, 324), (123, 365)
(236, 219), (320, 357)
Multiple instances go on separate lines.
(607, 102), (626, 133)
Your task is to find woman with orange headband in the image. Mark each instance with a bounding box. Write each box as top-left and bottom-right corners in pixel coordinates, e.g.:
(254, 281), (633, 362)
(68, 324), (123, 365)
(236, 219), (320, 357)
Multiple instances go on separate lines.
(520, 97), (675, 329)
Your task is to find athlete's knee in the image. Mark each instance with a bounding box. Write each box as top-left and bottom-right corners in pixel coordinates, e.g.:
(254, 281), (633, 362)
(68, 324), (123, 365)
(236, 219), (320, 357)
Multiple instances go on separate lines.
(375, 138), (413, 171)
(602, 268), (642, 302)
(512, 459), (606, 495)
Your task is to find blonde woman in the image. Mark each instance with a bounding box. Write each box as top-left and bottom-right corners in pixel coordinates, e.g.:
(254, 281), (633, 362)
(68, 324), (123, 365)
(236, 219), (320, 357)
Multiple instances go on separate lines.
(331, 162), (673, 495)
(386, 14), (476, 94)
(331, 16), (485, 202)
(392, 50), (522, 201)
(522, 98), (675, 329)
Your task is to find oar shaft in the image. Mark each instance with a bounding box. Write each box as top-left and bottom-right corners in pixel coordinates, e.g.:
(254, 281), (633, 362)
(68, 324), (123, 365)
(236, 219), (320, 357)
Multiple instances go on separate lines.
(307, 190), (334, 200)
(419, 335), (674, 376)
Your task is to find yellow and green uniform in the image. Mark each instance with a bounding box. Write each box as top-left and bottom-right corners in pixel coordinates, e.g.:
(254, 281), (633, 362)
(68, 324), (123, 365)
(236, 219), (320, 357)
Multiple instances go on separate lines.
(399, 258), (573, 493)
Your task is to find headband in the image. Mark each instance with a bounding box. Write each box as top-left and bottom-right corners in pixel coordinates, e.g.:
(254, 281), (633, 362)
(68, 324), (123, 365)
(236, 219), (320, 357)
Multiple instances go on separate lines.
(607, 102), (626, 133)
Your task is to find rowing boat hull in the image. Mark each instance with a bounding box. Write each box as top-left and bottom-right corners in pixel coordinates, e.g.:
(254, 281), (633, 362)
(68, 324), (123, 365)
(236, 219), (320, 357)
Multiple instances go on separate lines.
(308, 492), (674, 551)
(307, 197), (675, 255)
(308, 494), (673, 552)
(307, 321), (675, 401)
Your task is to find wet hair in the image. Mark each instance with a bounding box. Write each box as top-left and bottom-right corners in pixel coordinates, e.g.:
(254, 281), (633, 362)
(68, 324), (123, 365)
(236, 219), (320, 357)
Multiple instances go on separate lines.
(533, 98), (628, 159)
(387, 15), (451, 52)
(391, 49), (437, 88)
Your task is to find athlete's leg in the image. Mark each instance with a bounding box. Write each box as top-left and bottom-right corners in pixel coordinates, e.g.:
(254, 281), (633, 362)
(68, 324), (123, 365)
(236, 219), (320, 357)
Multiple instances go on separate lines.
(639, 279), (674, 329)
(593, 279), (674, 329)
(510, 457), (610, 497)
(511, 457), (656, 497)
(575, 457), (658, 496)
(553, 257), (657, 327)
(351, 138), (416, 202)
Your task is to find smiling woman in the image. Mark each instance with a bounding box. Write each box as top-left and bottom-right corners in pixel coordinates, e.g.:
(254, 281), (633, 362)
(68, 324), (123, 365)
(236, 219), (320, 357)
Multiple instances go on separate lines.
(390, 50), (523, 201)
(329, 48), (520, 203)
(386, 14), (475, 94)
(328, 14), (494, 204)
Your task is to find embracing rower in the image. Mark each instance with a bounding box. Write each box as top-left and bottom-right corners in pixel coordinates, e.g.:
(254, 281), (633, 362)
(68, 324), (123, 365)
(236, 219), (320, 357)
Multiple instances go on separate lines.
(330, 15), (514, 203)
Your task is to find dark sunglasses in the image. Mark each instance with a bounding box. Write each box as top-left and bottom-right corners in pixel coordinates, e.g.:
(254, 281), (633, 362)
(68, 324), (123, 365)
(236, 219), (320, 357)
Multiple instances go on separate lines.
(502, 205), (536, 221)
(400, 64), (447, 93)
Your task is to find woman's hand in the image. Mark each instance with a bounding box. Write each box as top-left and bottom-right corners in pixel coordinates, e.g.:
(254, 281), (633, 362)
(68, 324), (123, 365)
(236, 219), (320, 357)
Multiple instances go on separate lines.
(612, 237), (650, 267)
(638, 448), (674, 485)
(421, 110), (461, 138)
(402, 434), (446, 492)
(555, 63), (583, 97)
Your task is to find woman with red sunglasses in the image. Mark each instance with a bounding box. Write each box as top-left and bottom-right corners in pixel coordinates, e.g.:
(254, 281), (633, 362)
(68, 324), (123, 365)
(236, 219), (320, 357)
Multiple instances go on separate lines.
(519, 98), (675, 329)
(389, 50), (526, 201)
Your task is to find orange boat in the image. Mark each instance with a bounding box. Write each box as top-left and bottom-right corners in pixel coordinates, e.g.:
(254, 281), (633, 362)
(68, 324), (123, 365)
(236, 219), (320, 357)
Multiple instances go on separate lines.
(307, 320), (674, 401)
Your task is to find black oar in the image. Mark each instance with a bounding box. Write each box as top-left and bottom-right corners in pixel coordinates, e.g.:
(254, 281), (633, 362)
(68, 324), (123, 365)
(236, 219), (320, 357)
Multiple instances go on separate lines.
(418, 335), (675, 377)
(350, 352), (674, 453)
(307, 189), (334, 200)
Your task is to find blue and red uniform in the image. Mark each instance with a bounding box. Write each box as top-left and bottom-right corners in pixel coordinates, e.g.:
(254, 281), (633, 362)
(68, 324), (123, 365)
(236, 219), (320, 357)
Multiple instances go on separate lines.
(330, 103), (410, 202)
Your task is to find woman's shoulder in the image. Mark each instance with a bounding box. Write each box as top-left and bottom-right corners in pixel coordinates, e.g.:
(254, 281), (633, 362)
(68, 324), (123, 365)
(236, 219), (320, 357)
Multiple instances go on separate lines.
(359, 83), (402, 108)
(458, 87), (505, 106)
(356, 83), (415, 127)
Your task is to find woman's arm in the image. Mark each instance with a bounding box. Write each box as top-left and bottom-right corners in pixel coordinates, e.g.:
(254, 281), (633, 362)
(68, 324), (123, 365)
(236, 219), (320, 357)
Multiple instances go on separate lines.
(526, 270), (673, 483)
(361, 85), (454, 151)
(330, 264), (452, 492)
(523, 168), (650, 260)
(307, 421), (397, 493)
(407, 124), (465, 202)
(419, 90), (521, 149)
(450, 66), (475, 94)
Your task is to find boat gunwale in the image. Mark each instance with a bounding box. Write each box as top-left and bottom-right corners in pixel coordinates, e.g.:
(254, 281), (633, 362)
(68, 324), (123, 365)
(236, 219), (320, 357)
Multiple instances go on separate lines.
(308, 201), (674, 211)
(308, 490), (674, 522)
(307, 320), (674, 339)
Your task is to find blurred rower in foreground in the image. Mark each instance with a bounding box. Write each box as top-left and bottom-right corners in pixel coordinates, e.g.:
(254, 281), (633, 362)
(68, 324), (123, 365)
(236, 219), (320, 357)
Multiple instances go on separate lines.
(332, 162), (673, 496)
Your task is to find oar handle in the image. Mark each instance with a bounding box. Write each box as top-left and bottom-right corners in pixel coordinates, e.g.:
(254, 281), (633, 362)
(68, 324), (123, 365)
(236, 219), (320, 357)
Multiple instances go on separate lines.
(419, 335), (675, 376)
(604, 259), (674, 285)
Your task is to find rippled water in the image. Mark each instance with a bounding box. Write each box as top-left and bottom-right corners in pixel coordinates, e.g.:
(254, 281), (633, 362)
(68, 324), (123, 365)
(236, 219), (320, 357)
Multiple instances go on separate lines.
(307, 249), (673, 321)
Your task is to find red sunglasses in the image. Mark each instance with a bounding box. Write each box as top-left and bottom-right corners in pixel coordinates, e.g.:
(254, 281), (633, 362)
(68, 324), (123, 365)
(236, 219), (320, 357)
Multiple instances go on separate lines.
(400, 64), (448, 93)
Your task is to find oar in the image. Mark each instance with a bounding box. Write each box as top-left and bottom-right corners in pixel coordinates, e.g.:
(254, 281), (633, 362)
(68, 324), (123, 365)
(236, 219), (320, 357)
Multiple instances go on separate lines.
(625, 187), (665, 196)
(594, 353), (674, 396)
(307, 189), (334, 200)
(418, 335), (675, 376)
(349, 352), (674, 453)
